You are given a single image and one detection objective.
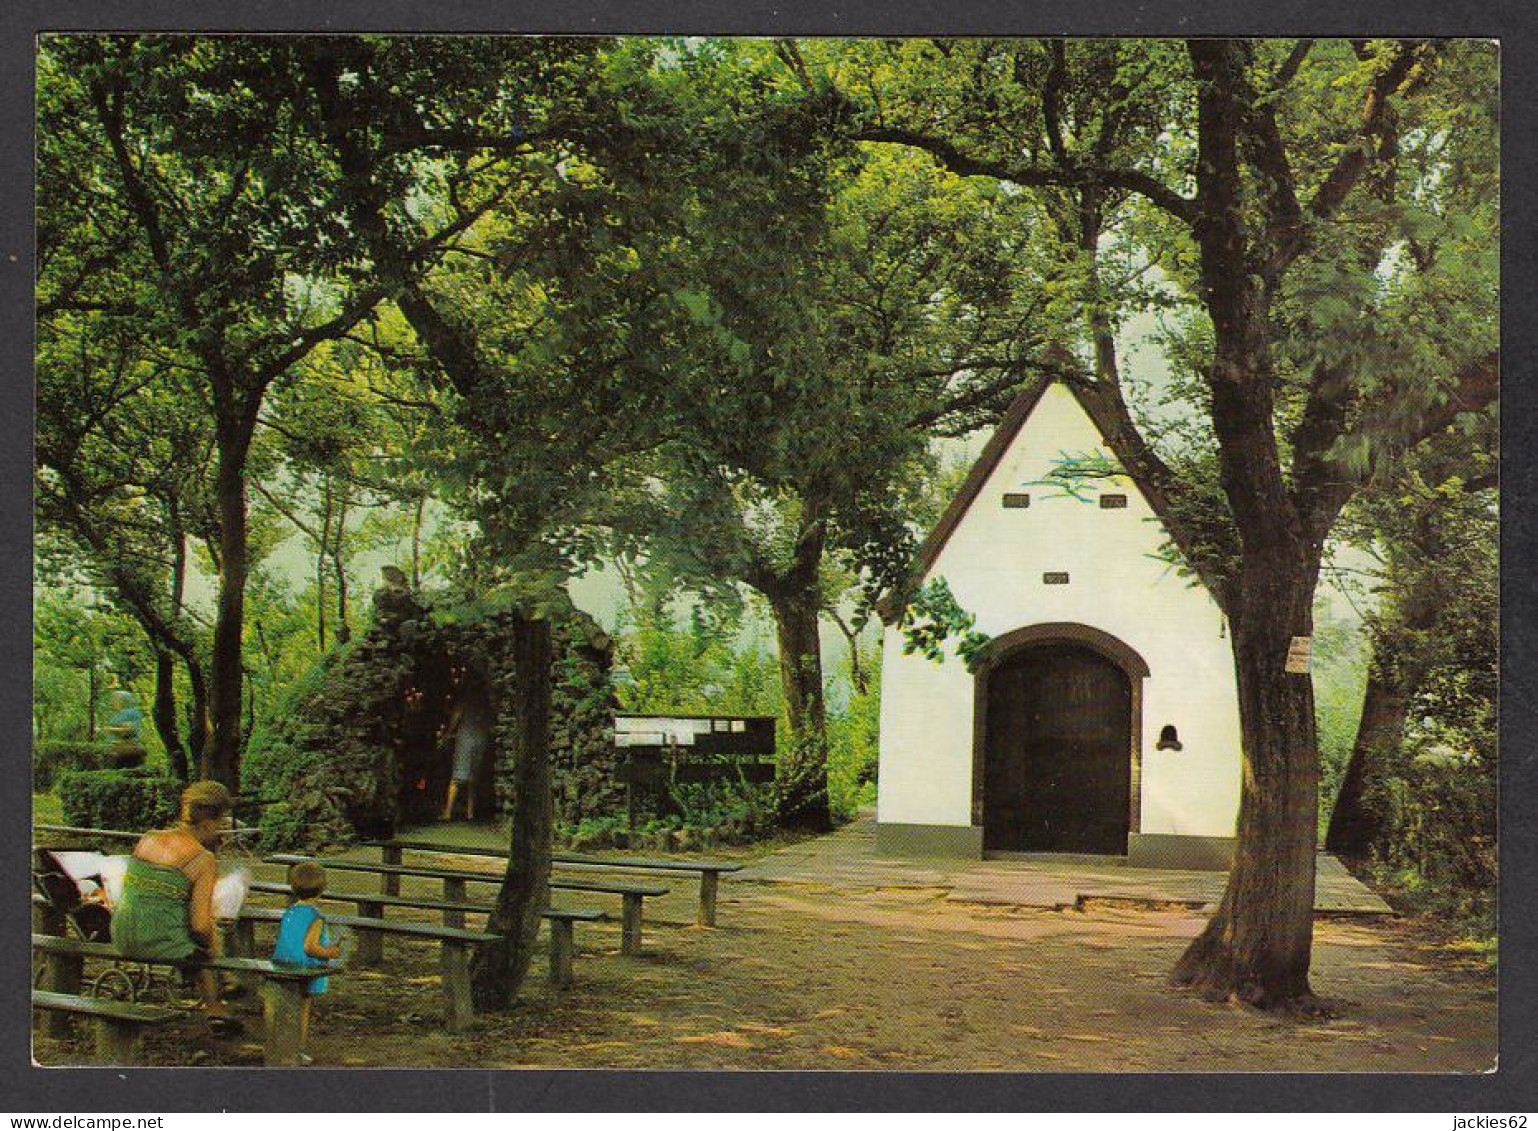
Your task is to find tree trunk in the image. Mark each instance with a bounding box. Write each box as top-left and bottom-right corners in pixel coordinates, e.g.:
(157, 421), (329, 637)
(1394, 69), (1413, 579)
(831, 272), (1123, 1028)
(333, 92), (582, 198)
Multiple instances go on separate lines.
(411, 495), (425, 591)
(333, 496), (351, 646)
(1172, 557), (1325, 1011)
(316, 481), (331, 654)
(1169, 41), (1328, 1013)
(183, 653), (210, 771)
(1325, 643), (1420, 860)
(207, 425), (250, 788)
(470, 612), (552, 1011)
(763, 533), (832, 832)
(151, 650), (189, 781)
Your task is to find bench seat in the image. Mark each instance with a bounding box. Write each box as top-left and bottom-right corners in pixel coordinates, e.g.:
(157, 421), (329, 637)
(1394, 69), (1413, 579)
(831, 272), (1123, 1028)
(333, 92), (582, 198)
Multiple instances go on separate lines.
(370, 839), (742, 925)
(32, 933), (322, 1065)
(265, 855), (666, 954)
(245, 881), (600, 985)
(32, 989), (178, 1063)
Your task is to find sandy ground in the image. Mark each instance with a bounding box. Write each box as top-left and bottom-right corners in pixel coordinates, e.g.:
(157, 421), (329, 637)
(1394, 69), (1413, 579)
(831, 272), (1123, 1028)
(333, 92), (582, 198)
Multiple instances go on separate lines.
(33, 833), (1495, 1073)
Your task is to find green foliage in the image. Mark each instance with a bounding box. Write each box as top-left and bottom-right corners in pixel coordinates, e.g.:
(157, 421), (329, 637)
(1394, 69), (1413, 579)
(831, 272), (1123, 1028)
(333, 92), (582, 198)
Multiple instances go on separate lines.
(825, 639), (881, 819)
(34, 740), (110, 791)
(898, 577), (992, 671)
(57, 768), (178, 832)
(1368, 752), (1496, 933)
(256, 802), (308, 855)
(1311, 605), (1369, 826)
(615, 605), (780, 718)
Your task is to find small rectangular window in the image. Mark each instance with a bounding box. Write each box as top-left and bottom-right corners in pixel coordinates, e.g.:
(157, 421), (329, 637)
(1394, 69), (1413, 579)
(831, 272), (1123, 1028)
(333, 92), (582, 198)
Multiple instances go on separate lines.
(1002, 493), (1031, 509)
(1043, 572), (1070, 585)
(1100, 494), (1128, 509)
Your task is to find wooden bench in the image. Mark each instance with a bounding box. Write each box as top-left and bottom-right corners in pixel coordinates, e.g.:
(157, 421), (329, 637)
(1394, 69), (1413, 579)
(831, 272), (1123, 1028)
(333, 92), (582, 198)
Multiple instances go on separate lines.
(32, 933), (324, 1066)
(266, 855), (667, 955)
(32, 989), (179, 1063)
(227, 906), (493, 1027)
(374, 838), (744, 926)
(245, 881), (600, 986)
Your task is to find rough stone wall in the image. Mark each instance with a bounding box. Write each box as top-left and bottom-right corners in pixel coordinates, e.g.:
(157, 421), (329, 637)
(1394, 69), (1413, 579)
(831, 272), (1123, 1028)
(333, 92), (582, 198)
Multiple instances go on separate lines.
(244, 589), (618, 851)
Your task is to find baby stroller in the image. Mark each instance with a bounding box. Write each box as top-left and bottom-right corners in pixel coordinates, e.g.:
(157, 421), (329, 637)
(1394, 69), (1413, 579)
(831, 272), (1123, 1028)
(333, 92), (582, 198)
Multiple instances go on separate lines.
(32, 847), (179, 1004)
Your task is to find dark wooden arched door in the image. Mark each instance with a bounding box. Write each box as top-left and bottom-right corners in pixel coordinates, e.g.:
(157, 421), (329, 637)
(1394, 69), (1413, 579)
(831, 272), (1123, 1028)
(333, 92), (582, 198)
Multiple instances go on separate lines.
(982, 643), (1132, 854)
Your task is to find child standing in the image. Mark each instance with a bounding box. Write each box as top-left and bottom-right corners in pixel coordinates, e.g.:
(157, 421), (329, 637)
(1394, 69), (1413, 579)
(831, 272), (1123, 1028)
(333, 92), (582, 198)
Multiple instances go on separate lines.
(272, 861), (341, 1065)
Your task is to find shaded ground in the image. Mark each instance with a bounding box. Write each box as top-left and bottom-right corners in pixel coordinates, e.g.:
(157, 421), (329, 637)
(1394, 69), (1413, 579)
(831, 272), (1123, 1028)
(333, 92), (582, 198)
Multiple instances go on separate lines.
(33, 818), (1494, 1072)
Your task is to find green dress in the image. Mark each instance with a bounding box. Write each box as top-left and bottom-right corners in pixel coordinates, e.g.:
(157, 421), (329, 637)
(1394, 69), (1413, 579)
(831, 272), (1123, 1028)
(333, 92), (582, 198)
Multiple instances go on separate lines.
(110, 857), (199, 960)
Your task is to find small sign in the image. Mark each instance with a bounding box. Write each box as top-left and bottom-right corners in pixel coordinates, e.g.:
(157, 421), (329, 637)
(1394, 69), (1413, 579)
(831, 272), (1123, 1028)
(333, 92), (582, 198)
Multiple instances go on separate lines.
(1285, 636), (1312, 675)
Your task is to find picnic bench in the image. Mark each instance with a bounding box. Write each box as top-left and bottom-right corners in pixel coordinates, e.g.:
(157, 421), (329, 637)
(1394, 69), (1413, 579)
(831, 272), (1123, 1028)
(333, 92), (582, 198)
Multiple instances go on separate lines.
(372, 838), (743, 926)
(227, 906), (492, 1027)
(266, 854), (667, 955)
(32, 933), (324, 1066)
(32, 989), (179, 1063)
(245, 881), (600, 986)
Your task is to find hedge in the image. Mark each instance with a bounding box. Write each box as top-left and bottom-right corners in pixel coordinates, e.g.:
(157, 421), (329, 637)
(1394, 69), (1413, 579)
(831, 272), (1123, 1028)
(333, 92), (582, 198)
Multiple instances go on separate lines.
(34, 740), (108, 791)
(57, 768), (178, 833)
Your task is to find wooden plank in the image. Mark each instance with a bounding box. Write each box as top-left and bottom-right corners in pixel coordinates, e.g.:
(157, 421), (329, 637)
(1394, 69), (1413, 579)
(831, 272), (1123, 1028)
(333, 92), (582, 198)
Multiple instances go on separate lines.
(249, 881), (601, 923)
(365, 839), (744, 873)
(32, 992), (177, 1065)
(31, 991), (177, 1023)
(381, 844), (402, 897)
(548, 919), (574, 988)
(354, 900), (385, 966)
(34, 824), (140, 843)
(262, 977), (308, 1067)
(266, 855), (668, 895)
(39, 950), (83, 1039)
(234, 906), (495, 944)
(440, 942), (474, 1033)
(620, 893), (643, 956)
(442, 877), (466, 929)
(698, 869), (719, 928)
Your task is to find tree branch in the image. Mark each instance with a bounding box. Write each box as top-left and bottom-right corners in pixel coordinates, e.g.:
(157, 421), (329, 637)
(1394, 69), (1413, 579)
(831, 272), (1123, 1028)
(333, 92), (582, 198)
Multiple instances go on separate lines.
(851, 124), (1199, 226)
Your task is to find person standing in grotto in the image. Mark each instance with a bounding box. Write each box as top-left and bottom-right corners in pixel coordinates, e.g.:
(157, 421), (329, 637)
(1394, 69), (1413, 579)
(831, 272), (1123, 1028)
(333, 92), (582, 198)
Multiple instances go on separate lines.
(442, 670), (493, 821)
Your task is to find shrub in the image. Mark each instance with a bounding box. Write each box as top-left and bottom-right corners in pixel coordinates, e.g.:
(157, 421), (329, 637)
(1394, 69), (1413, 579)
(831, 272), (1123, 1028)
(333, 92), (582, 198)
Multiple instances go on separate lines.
(57, 768), (178, 833)
(34, 740), (108, 791)
(256, 801), (308, 853)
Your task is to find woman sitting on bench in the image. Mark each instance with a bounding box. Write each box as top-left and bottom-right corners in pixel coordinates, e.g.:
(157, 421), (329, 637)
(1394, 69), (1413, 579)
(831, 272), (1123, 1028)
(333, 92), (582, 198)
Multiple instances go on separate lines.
(110, 781), (242, 1036)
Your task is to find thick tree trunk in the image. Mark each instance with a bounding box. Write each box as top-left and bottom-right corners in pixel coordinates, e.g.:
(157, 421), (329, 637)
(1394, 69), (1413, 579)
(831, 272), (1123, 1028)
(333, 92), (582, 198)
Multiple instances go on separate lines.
(1169, 41), (1328, 1012)
(207, 428), (249, 788)
(470, 612), (552, 1011)
(151, 650), (189, 781)
(1172, 558), (1324, 1010)
(1325, 644), (1420, 859)
(764, 541), (832, 832)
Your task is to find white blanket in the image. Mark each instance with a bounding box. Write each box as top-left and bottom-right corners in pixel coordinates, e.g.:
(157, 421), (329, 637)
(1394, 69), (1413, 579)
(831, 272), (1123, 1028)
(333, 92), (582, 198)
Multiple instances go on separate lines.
(52, 851), (249, 917)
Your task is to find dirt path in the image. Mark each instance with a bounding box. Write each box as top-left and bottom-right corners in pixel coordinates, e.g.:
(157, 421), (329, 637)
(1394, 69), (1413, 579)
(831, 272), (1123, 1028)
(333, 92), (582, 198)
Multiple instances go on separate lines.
(35, 855), (1494, 1072)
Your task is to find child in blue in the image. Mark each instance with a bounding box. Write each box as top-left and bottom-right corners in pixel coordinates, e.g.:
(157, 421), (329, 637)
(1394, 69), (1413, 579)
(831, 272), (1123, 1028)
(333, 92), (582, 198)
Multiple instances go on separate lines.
(272, 861), (342, 1064)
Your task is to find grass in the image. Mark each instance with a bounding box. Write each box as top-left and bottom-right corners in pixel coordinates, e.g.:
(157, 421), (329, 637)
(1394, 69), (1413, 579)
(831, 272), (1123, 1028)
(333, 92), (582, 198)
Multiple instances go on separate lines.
(32, 792), (62, 825)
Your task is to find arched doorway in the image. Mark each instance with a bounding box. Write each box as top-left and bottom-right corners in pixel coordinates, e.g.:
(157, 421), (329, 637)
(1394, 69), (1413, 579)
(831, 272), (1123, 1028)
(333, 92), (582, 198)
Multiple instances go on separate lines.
(973, 625), (1146, 854)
